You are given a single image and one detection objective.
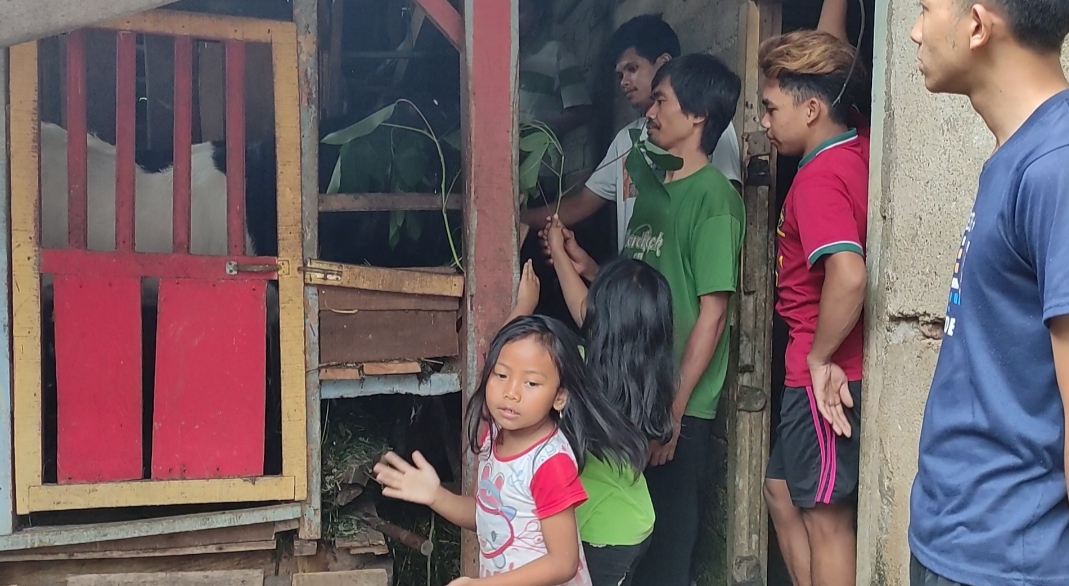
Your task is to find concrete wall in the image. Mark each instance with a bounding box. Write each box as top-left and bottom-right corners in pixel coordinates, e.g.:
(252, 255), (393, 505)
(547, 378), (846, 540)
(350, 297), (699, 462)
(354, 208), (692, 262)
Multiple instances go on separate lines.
(859, 3), (1069, 584)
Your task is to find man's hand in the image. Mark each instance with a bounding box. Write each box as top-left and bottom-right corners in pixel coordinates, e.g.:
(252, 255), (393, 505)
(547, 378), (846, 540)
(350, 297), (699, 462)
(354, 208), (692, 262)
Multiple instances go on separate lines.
(649, 415), (682, 466)
(446, 578), (477, 586)
(808, 359), (854, 437)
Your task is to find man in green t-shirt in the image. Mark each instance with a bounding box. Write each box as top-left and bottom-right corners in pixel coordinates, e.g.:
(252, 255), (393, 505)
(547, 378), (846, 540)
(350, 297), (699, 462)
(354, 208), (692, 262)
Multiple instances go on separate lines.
(552, 53), (744, 586)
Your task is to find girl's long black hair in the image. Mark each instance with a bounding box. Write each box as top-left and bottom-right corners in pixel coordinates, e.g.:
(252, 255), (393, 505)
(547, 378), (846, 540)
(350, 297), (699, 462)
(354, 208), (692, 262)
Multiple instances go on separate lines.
(582, 258), (676, 449)
(464, 315), (647, 473)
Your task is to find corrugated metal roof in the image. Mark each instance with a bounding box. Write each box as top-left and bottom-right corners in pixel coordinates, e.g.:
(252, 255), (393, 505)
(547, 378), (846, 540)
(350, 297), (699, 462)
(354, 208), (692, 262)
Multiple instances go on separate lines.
(1, 0), (176, 48)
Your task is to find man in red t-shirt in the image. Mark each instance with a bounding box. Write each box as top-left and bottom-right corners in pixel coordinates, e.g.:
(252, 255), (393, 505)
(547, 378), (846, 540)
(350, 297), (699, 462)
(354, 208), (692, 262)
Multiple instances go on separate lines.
(760, 2), (870, 585)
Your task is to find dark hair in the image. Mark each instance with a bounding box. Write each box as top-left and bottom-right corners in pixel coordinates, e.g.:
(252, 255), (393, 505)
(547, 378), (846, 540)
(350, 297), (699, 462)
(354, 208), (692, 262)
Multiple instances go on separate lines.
(608, 14), (681, 64)
(582, 259), (675, 450)
(651, 53), (742, 155)
(975, 0), (1069, 52)
(464, 315), (647, 474)
(758, 31), (867, 125)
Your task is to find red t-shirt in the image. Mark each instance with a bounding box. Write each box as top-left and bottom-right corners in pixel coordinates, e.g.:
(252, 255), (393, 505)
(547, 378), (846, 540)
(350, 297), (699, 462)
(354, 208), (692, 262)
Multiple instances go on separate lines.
(775, 117), (870, 388)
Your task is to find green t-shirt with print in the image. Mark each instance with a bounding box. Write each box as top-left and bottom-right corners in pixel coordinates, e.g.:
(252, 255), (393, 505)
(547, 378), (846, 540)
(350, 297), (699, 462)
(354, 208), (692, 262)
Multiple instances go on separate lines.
(620, 160), (745, 419)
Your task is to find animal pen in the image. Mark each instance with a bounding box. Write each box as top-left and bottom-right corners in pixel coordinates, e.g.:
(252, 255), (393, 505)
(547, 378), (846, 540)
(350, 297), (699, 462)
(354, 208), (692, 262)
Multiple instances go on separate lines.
(0, 0), (516, 582)
(0, 0), (865, 584)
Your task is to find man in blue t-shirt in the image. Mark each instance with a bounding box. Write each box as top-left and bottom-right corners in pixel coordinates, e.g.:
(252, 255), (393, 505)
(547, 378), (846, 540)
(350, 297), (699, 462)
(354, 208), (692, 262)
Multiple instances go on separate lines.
(908, 1), (1069, 585)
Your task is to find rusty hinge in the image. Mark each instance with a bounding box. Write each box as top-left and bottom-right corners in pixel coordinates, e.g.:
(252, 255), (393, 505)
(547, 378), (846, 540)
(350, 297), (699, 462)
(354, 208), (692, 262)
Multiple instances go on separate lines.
(225, 259), (290, 276)
(300, 260), (343, 284)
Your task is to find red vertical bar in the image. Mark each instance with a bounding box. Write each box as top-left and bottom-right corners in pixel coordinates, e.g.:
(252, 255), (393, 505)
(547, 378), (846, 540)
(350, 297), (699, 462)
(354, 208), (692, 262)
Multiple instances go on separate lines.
(173, 36), (194, 255)
(66, 30), (88, 250)
(115, 32), (137, 253)
(461, 0), (519, 575)
(225, 40), (246, 256)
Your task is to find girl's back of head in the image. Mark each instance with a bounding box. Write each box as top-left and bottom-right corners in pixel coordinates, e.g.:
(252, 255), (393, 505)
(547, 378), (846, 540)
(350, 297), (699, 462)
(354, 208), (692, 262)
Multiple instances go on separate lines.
(465, 314), (646, 473)
(582, 258), (676, 447)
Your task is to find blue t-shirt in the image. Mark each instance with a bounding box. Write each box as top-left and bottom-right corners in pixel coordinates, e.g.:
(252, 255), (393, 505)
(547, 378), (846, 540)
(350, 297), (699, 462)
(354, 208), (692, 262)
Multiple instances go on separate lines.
(909, 89), (1069, 585)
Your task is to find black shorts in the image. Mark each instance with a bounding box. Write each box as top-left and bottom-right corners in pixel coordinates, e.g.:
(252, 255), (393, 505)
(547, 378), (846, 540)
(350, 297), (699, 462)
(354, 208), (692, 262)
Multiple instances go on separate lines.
(766, 381), (861, 508)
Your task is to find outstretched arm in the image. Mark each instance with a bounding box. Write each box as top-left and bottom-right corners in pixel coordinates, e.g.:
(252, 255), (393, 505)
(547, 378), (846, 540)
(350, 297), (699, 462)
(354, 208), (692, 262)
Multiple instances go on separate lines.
(546, 217), (589, 326)
(506, 260), (541, 324)
(817, 0), (849, 42)
(374, 451), (477, 531)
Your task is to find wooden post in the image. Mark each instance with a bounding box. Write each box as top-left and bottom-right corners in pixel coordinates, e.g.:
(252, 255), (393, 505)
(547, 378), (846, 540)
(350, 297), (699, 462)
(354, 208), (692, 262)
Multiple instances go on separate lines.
(0, 47), (14, 536)
(726, 1), (781, 584)
(293, 0), (323, 541)
(10, 39), (43, 516)
(460, 0), (518, 576)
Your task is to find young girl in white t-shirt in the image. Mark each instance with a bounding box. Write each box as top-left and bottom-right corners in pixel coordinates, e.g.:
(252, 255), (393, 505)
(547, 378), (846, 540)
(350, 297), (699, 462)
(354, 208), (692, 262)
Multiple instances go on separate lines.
(374, 314), (643, 586)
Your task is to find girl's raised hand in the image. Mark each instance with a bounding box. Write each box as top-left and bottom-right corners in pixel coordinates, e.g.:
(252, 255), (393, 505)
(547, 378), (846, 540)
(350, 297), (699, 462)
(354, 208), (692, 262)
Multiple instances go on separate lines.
(546, 215), (566, 252)
(515, 259), (541, 317)
(373, 451), (441, 506)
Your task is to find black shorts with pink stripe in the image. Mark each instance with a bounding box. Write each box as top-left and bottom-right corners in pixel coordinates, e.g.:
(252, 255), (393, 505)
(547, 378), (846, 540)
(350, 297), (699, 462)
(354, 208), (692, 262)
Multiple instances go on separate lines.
(765, 381), (862, 508)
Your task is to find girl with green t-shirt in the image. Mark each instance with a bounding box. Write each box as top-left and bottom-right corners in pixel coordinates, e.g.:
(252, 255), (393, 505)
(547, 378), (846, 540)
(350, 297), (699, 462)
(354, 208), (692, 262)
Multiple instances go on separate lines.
(516, 220), (677, 586)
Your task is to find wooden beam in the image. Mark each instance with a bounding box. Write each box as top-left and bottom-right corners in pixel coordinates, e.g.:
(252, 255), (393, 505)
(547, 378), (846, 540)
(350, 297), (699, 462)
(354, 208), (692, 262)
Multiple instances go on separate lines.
(0, 503), (301, 552)
(0, 540), (277, 562)
(320, 373), (461, 400)
(0, 519), (291, 560)
(271, 12), (310, 508)
(0, 47), (13, 537)
(0, 0), (174, 48)
(94, 10), (294, 43)
(292, 0), (323, 542)
(725, 1), (781, 584)
(460, 0), (519, 577)
(303, 260), (464, 298)
(414, 0), (464, 52)
(9, 40), (42, 517)
(26, 476), (294, 512)
(319, 193), (463, 213)
(67, 570), (264, 586)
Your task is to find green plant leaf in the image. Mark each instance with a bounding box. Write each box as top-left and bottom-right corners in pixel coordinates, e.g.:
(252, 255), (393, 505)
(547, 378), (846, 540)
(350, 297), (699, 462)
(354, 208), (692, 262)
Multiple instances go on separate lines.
(325, 142), (348, 195)
(321, 103), (398, 145)
(405, 213), (423, 240)
(519, 131), (552, 153)
(518, 142), (549, 194)
(441, 129), (462, 151)
(545, 144), (563, 175)
(388, 210), (405, 249)
(644, 149), (684, 171)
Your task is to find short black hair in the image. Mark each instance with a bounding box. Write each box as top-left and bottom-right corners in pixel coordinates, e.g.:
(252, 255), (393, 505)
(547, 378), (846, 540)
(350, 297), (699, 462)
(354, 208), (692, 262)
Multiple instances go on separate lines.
(608, 14), (681, 64)
(651, 53), (741, 155)
(975, 0), (1069, 52)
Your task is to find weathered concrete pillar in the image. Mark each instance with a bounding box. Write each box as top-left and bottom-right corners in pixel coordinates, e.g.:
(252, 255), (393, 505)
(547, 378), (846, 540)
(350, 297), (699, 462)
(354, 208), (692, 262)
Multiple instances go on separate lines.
(858, 4), (1069, 585)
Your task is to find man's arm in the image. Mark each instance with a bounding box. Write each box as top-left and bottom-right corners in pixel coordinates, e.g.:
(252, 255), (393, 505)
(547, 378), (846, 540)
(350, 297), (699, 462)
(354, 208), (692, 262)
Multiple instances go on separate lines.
(674, 293), (730, 419)
(649, 292), (729, 466)
(1052, 316), (1069, 496)
(817, 0), (849, 41)
(546, 105), (594, 141)
(808, 251), (867, 364)
(520, 187), (606, 229)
